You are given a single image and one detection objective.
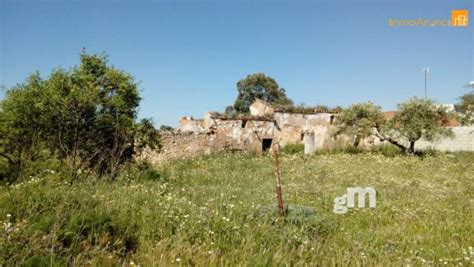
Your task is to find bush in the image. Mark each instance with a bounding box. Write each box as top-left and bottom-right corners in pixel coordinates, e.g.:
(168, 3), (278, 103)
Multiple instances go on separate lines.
(119, 161), (166, 182)
(281, 143), (304, 154)
(137, 162), (163, 181)
(0, 51), (159, 182)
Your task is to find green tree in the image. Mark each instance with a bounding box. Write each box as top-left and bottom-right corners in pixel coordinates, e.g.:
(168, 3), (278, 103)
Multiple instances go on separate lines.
(158, 125), (174, 132)
(376, 98), (454, 153)
(224, 105), (236, 116)
(334, 98), (454, 154)
(333, 102), (384, 147)
(455, 86), (474, 125)
(0, 73), (47, 173)
(0, 51), (158, 181)
(233, 73), (293, 113)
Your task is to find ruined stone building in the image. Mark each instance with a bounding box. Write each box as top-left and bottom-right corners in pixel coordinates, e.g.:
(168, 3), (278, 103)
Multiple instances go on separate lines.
(141, 100), (338, 163)
(139, 99), (473, 164)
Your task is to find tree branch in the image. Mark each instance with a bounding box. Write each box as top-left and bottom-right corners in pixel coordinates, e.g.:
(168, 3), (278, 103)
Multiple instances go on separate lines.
(0, 152), (17, 165)
(373, 125), (407, 152)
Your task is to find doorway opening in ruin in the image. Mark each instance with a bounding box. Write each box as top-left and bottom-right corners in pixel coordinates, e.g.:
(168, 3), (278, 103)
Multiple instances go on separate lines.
(262, 138), (273, 152)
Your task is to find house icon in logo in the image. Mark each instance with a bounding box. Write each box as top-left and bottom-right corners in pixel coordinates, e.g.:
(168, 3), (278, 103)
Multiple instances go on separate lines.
(452, 10), (468, 27)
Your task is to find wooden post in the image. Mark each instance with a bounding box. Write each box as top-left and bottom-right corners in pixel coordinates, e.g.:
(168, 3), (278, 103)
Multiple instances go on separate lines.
(271, 142), (285, 217)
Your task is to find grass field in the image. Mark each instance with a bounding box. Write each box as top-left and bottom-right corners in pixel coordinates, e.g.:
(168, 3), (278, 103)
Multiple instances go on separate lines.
(1, 151), (473, 266)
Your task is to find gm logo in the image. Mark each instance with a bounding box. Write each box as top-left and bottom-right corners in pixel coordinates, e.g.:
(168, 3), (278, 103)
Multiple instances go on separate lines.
(452, 10), (468, 27)
(333, 187), (376, 214)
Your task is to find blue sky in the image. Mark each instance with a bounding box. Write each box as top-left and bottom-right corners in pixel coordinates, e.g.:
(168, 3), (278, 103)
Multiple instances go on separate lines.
(1, 0), (472, 127)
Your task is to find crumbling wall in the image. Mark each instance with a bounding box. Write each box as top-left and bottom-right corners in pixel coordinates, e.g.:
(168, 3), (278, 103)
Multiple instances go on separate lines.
(139, 132), (219, 164)
(150, 100), (473, 161)
(213, 119), (276, 154)
(275, 112), (332, 129)
(142, 118), (280, 164)
(279, 126), (303, 146)
(276, 112), (333, 147)
(249, 99), (275, 116)
(148, 105), (340, 163)
(179, 117), (206, 133)
(302, 126), (333, 153)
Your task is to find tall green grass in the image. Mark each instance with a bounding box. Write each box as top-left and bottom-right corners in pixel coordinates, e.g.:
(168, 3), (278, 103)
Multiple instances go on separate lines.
(1, 152), (473, 265)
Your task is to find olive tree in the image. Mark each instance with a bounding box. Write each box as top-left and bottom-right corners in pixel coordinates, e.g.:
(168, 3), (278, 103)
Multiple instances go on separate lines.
(333, 102), (384, 147)
(455, 86), (474, 125)
(378, 98), (454, 153)
(335, 98), (454, 154)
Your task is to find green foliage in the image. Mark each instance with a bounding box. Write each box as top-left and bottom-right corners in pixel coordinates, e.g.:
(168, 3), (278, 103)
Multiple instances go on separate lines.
(274, 104), (342, 114)
(31, 214), (57, 232)
(455, 88), (474, 125)
(0, 51), (158, 181)
(311, 146), (363, 155)
(333, 102), (384, 147)
(23, 255), (57, 267)
(158, 125), (174, 132)
(135, 118), (160, 151)
(233, 73), (293, 113)
(0, 73), (46, 176)
(117, 161), (168, 182)
(224, 105), (236, 116)
(334, 98), (455, 154)
(370, 144), (404, 157)
(456, 90), (474, 113)
(382, 97), (454, 153)
(281, 143), (304, 154)
(1, 152), (473, 265)
(135, 161), (164, 181)
(0, 172), (139, 265)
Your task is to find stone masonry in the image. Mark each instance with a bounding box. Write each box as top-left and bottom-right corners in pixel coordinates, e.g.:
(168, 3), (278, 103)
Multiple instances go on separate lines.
(143, 100), (338, 163)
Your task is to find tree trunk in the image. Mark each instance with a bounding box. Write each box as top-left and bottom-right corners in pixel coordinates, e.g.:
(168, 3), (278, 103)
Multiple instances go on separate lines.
(373, 126), (408, 152)
(353, 136), (361, 148)
(0, 152), (17, 166)
(408, 140), (415, 154)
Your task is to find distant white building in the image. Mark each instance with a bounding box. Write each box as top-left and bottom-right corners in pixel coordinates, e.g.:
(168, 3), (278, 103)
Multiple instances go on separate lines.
(437, 104), (456, 113)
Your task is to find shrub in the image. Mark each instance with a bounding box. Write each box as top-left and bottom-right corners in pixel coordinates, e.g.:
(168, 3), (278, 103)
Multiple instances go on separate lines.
(119, 161), (165, 182)
(281, 143), (304, 154)
(0, 51), (159, 181)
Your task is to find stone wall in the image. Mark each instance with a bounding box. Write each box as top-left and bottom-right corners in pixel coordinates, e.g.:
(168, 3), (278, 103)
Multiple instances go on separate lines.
(151, 100), (472, 162)
(274, 112), (333, 129)
(250, 99), (275, 116)
(213, 119), (277, 154)
(303, 126), (474, 154)
(138, 132), (218, 164)
(145, 101), (338, 163)
(370, 126), (474, 152)
(414, 126), (474, 152)
(275, 112), (333, 147)
(179, 117), (206, 133)
(141, 119), (280, 164)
